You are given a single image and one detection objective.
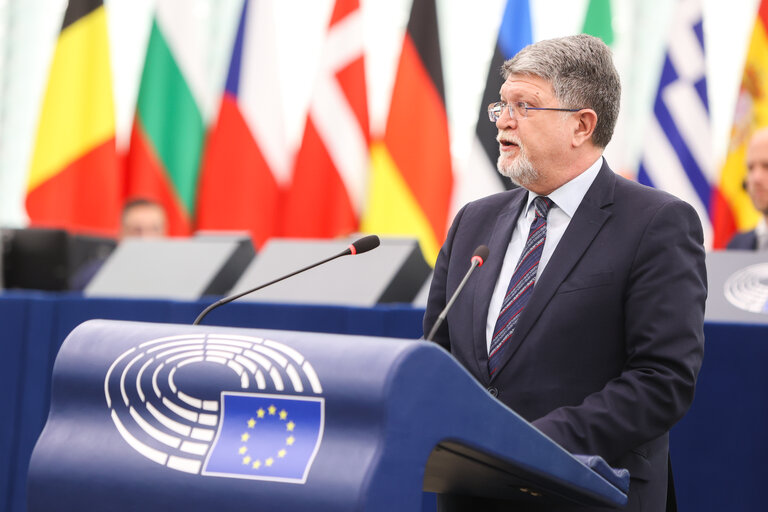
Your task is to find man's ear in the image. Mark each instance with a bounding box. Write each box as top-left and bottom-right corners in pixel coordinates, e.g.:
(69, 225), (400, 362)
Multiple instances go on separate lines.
(572, 109), (598, 147)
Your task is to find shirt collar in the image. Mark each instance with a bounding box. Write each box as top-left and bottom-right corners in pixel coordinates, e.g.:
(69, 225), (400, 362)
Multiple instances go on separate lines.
(756, 217), (768, 236)
(756, 218), (768, 249)
(524, 155), (604, 217)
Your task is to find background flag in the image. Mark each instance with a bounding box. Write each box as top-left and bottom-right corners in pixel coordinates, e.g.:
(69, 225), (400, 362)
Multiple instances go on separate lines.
(196, 0), (285, 247)
(580, 0), (632, 178)
(124, 0), (206, 236)
(26, 0), (121, 236)
(281, 0), (369, 238)
(361, 0), (452, 264)
(637, 0), (714, 247)
(712, 0), (768, 247)
(451, 0), (532, 216)
(581, 0), (614, 45)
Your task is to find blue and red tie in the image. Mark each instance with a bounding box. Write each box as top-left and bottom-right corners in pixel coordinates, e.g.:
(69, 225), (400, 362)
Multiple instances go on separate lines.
(488, 196), (554, 376)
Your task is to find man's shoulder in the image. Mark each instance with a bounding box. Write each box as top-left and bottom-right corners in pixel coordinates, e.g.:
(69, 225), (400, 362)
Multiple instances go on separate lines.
(610, 173), (695, 216)
(612, 173), (681, 204)
(727, 230), (757, 250)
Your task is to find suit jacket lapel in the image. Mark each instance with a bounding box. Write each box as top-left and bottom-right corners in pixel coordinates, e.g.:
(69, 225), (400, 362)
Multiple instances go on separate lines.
(489, 163), (616, 382)
(472, 190), (527, 384)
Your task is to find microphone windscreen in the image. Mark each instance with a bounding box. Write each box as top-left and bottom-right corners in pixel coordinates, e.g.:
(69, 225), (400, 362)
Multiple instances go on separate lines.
(350, 235), (381, 255)
(472, 245), (490, 265)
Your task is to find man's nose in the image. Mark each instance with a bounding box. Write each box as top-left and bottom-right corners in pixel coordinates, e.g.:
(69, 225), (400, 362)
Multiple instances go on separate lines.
(496, 107), (516, 130)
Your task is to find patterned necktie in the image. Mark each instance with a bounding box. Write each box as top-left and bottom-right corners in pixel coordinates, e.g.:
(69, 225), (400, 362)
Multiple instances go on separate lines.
(488, 196), (554, 376)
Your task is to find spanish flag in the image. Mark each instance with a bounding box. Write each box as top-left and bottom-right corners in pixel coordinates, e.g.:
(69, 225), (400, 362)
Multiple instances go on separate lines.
(26, 0), (121, 236)
(360, 0), (452, 264)
(713, 0), (768, 247)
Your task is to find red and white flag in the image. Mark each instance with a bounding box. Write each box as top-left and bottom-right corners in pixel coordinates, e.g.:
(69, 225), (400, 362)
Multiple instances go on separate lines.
(281, 0), (370, 238)
(197, 0), (288, 247)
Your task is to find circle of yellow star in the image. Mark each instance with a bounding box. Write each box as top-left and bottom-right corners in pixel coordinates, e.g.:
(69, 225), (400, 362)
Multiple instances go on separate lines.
(239, 405), (300, 470)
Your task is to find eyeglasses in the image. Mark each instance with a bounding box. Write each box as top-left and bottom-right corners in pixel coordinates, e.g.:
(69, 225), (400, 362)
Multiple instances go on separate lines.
(487, 101), (582, 122)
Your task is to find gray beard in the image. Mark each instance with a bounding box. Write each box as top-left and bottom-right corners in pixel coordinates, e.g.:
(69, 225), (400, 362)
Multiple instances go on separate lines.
(497, 148), (540, 188)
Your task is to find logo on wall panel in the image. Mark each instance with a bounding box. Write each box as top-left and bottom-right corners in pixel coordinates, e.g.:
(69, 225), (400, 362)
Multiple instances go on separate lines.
(724, 263), (768, 314)
(104, 333), (324, 483)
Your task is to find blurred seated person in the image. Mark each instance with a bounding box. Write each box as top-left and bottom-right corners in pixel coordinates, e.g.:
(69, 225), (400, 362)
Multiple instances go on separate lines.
(70, 198), (168, 290)
(728, 128), (768, 250)
(120, 198), (168, 238)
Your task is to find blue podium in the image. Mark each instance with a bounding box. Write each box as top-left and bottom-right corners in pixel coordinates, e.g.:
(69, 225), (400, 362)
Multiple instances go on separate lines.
(28, 320), (627, 510)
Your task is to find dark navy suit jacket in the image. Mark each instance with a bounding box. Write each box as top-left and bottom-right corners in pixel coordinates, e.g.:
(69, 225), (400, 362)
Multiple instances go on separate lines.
(424, 162), (707, 511)
(727, 230), (757, 250)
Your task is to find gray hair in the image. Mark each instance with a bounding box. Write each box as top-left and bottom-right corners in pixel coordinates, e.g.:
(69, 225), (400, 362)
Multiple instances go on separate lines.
(502, 34), (620, 148)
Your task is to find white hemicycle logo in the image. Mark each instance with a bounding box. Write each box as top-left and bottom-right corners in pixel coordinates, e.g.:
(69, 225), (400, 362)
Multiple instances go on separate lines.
(724, 263), (768, 314)
(104, 333), (323, 476)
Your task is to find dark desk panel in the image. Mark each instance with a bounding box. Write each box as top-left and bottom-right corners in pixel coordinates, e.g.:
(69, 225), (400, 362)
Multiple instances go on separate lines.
(0, 299), (28, 512)
(672, 322), (768, 511)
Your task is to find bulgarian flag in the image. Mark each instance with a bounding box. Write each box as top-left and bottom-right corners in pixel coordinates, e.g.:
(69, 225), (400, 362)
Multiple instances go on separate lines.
(361, 0), (452, 264)
(26, 0), (122, 236)
(197, 0), (286, 247)
(125, 1), (206, 236)
(582, 0), (613, 45)
(712, 0), (768, 247)
(281, 0), (370, 238)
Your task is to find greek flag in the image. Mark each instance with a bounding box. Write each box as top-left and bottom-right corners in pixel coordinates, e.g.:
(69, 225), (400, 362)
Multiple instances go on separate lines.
(203, 393), (324, 483)
(638, 0), (714, 247)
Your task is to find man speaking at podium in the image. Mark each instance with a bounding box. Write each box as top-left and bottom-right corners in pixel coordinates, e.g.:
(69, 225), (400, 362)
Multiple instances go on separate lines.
(424, 34), (706, 511)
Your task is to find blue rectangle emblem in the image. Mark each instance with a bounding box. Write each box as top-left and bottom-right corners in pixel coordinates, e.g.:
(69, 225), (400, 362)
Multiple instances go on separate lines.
(203, 392), (324, 483)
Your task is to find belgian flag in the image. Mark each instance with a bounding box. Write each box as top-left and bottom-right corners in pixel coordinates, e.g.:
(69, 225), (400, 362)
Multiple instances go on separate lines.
(361, 0), (452, 264)
(26, 0), (121, 236)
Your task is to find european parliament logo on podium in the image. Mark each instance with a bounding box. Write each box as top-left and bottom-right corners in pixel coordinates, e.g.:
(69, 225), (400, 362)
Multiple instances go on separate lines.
(103, 332), (325, 483)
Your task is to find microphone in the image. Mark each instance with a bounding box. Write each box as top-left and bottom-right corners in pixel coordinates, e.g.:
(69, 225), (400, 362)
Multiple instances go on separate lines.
(193, 235), (381, 325)
(425, 245), (489, 342)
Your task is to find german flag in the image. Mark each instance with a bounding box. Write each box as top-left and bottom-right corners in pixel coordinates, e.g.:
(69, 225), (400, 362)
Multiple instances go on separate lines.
(26, 0), (121, 236)
(713, 0), (768, 247)
(361, 0), (452, 264)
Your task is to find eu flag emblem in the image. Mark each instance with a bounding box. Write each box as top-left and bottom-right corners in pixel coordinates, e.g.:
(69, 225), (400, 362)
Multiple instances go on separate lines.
(203, 392), (324, 483)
